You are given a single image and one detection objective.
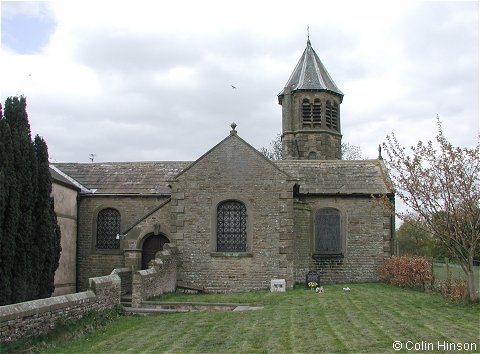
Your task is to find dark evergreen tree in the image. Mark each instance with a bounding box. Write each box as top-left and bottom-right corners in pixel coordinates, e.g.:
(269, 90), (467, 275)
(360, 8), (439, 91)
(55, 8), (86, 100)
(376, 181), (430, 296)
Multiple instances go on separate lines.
(0, 96), (61, 304)
(33, 135), (61, 298)
(3, 96), (37, 303)
(0, 106), (20, 305)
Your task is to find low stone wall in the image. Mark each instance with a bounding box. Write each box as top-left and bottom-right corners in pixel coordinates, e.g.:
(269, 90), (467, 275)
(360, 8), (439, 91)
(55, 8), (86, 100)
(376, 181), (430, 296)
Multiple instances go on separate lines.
(131, 244), (178, 307)
(111, 268), (132, 295)
(0, 272), (121, 343)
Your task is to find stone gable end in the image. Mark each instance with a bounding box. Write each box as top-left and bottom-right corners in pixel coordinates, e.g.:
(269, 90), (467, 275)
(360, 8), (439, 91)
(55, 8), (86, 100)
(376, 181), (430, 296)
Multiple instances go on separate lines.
(171, 134), (296, 292)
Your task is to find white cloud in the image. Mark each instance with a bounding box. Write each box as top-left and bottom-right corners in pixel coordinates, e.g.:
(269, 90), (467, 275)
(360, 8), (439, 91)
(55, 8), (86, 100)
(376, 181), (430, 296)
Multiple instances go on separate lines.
(0, 1), (477, 163)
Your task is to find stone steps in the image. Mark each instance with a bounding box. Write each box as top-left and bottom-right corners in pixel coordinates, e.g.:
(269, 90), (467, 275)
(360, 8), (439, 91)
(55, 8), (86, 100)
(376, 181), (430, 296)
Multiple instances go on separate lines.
(124, 307), (178, 315)
(123, 301), (264, 314)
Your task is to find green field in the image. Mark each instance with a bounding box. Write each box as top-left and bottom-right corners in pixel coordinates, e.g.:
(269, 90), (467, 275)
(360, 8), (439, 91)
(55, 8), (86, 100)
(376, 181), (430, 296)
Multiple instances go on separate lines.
(5, 283), (479, 353)
(433, 263), (480, 288)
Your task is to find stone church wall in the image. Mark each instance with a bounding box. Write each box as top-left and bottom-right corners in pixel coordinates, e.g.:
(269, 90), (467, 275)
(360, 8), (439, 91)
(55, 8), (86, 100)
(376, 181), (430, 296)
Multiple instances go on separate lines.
(52, 182), (78, 295)
(293, 196), (392, 285)
(172, 136), (296, 292)
(77, 195), (169, 291)
(293, 200), (312, 281)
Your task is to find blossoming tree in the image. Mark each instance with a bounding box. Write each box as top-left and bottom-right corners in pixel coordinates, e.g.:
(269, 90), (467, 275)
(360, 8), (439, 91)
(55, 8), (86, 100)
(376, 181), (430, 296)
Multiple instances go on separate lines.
(382, 119), (479, 302)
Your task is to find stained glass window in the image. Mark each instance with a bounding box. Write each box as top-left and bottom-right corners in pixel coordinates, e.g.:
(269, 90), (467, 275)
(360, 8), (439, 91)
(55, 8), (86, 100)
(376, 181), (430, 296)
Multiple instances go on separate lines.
(96, 208), (120, 249)
(217, 200), (247, 252)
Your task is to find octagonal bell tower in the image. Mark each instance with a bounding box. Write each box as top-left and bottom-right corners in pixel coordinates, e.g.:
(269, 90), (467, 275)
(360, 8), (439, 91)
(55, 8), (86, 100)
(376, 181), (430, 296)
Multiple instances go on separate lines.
(278, 39), (343, 160)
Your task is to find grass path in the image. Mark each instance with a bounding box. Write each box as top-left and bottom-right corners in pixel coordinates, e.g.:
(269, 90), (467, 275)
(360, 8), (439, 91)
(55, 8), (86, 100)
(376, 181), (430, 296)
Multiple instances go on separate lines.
(7, 283), (479, 353)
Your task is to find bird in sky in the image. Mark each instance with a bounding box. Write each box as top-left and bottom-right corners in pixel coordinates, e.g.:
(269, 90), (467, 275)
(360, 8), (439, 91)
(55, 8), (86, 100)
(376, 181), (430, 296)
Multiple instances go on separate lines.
(231, 85), (237, 89)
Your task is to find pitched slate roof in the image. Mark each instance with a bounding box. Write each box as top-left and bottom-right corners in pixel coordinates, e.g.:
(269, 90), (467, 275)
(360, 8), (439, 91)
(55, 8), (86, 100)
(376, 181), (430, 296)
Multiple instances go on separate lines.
(54, 162), (191, 195)
(49, 166), (81, 191)
(275, 160), (393, 195)
(54, 159), (392, 196)
(278, 40), (343, 99)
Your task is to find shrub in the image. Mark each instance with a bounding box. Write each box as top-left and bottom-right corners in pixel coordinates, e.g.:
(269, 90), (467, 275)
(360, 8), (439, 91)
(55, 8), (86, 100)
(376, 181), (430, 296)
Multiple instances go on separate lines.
(439, 278), (468, 301)
(379, 256), (434, 289)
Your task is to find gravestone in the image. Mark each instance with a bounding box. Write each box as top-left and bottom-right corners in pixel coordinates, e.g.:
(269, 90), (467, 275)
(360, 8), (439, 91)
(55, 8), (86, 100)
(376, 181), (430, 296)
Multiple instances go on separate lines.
(270, 279), (286, 292)
(305, 271), (321, 289)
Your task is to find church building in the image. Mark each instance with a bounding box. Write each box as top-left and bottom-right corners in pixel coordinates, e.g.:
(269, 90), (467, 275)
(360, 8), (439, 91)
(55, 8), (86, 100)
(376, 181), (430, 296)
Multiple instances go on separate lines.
(52, 40), (395, 292)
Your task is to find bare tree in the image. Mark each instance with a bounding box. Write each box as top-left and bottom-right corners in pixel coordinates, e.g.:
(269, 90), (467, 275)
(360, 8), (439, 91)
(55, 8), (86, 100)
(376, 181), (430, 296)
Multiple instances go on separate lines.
(382, 118), (480, 302)
(260, 135), (362, 161)
(341, 142), (362, 160)
(260, 134), (283, 160)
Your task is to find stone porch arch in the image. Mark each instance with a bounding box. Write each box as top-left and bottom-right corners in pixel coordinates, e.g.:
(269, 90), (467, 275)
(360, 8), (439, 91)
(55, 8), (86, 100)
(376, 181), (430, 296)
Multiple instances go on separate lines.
(140, 232), (170, 270)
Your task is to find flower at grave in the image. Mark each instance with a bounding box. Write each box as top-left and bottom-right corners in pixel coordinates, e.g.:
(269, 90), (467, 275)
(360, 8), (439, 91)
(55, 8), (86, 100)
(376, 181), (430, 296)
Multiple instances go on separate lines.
(308, 281), (318, 289)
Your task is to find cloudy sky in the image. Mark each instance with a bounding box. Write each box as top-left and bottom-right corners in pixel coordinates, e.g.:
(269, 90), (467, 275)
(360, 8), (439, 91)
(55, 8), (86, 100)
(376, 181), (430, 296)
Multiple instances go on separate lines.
(1, 1), (478, 163)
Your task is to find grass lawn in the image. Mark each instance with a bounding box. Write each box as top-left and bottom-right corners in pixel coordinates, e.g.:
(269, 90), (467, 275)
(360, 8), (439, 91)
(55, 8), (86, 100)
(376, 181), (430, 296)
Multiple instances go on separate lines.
(5, 283), (480, 353)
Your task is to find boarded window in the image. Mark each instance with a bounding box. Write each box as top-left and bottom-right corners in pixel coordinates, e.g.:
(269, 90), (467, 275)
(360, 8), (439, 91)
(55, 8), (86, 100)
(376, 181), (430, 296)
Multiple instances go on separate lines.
(325, 100), (332, 128)
(302, 98), (311, 126)
(217, 200), (247, 252)
(325, 101), (339, 131)
(96, 208), (120, 249)
(331, 102), (339, 131)
(302, 98), (322, 128)
(312, 99), (321, 126)
(315, 208), (342, 255)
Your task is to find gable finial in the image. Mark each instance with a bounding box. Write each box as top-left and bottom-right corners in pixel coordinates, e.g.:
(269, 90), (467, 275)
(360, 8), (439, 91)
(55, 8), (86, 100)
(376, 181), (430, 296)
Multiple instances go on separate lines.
(378, 144), (383, 160)
(307, 25), (310, 44)
(230, 122), (237, 135)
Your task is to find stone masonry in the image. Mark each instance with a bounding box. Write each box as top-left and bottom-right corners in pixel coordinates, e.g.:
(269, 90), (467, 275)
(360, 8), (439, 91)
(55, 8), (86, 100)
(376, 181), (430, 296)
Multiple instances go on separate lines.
(0, 273), (121, 343)
(171, 131), (296, 291)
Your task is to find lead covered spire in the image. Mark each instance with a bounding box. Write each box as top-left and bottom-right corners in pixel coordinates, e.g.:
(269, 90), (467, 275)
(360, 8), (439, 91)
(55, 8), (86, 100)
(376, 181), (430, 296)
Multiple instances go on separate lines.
(278, 40), (343, 103)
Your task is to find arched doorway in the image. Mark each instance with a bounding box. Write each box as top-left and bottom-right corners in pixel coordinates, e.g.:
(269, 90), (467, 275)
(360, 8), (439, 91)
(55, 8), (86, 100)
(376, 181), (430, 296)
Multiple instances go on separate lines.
(141, 233), (170, 270)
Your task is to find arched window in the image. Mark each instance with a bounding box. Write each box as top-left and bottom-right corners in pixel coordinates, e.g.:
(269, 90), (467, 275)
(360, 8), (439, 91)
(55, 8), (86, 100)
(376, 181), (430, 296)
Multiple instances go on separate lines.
(96, 208), (120, 249)
(308, 151), (317, 160)
(217, 200), (247, 252)
(314, 208), (342, 256)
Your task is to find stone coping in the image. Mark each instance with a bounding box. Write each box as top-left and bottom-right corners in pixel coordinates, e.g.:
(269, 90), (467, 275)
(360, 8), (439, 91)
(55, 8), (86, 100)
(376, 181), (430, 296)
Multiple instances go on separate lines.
(0, 291), (95, 321)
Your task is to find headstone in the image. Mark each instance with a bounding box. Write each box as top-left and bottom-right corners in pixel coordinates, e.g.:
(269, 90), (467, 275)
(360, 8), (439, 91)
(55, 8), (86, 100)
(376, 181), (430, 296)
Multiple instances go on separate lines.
(305, 271), (321, 289)
(270, 279), (286, 292)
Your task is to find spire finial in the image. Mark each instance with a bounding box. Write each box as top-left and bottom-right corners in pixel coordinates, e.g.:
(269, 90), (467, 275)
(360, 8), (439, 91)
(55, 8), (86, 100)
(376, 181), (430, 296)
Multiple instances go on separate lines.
(307, 25), (310, 44)
(230, 122), (237, 135)
(378, 144), (383, 160)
